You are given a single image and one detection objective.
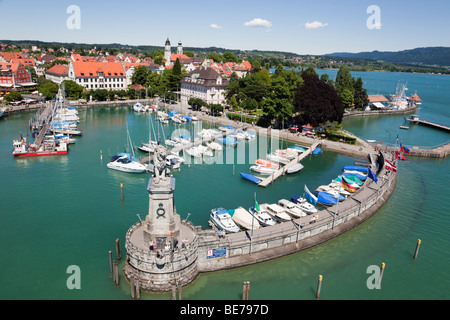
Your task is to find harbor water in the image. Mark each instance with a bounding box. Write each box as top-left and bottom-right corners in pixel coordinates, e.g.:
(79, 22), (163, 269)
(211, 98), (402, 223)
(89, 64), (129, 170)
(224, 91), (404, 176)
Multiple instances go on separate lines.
(0, 71), (449, 300)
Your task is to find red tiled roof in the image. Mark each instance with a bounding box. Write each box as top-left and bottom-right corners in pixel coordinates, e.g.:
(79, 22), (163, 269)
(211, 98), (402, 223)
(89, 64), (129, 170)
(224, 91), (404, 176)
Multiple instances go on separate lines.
(46, 64), (69, 76)
(72, 61), (125, 78)
(0, 52), (25, 61)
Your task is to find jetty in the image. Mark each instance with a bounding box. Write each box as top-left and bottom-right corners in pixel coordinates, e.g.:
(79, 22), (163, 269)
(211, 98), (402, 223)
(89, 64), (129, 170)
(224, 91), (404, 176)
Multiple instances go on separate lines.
(417, 119), (450, 132)
(258, 141), (321, 187)
(138, 128), (233, 164)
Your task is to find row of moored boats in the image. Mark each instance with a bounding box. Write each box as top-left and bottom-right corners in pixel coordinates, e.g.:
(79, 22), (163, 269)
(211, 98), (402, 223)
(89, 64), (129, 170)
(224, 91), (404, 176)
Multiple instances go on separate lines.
(210, 165), (371, 234)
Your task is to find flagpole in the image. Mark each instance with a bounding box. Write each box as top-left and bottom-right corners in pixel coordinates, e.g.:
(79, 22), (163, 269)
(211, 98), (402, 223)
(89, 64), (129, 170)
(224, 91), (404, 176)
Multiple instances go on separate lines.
(250, 192), (256, 255)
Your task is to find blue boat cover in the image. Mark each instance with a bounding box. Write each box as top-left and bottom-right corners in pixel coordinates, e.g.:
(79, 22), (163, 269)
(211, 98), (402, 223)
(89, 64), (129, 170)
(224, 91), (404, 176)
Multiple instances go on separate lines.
(217, 209), (228, 215)
(343, 165), (368, 173)
(342, 171), (367, 181)
(318, 192), (338, 205)
(291, 196), (300, 204)
(240, 172), (262, 184)
(312, 148), (322, 155)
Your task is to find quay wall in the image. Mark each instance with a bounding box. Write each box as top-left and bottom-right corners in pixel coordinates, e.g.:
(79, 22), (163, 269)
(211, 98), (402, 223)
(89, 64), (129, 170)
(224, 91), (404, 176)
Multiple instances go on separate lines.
(195, 164), (397, 274)
(342, 105), (418, 118)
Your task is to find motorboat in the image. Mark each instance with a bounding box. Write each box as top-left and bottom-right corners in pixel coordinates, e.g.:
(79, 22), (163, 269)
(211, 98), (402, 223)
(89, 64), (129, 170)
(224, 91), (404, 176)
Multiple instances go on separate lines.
(107, 153), (147, 173)
(289, 145), (306, 153)
(315, 185), (345, 201)
(255, 159), (279, 169)
(259, 203), (292, 222)
(290, 196), (318, 214)
(342, 171), (367, 181)
(278, 199), (307, 218)
(343, 165), (369, 173)
(44, 134), (76, 145)
(316, 192), (338, 206)
(132, 103), (144, 112)
(206, 142), (223, 151)
(231, 207), (261, 231)
(218, 136), (237, 147)
(287, 163), (304, 174)
(12, 137), (68, 157)
(240, 172), (262, 184)
(266, 153), (290, 164)
(197, 145), (213, 157)
(138, 141), (158, 153)
(210, 208), (240, 233)
(248, 206), (276, 226)
(185, 146), (202, 158)
(250, 165), (277, 175)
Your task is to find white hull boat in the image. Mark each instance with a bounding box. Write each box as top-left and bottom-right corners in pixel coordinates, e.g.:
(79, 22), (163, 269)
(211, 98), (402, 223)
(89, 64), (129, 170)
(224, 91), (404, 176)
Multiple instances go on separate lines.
(259, 203), (292, 222)
(107, 153), (147, 173)
(248, 206), (276, 226)
(210, 208), (240, 233)
(278, 199), (307, 218)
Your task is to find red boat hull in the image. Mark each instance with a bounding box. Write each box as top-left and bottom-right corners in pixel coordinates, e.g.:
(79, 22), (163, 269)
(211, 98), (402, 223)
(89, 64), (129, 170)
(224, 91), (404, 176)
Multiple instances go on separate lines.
(13, 151), (68, 157)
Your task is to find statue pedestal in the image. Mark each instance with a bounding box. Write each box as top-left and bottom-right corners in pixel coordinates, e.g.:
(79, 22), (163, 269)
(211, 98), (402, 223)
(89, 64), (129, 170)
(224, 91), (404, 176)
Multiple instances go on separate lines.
(124, 169), (198, 292)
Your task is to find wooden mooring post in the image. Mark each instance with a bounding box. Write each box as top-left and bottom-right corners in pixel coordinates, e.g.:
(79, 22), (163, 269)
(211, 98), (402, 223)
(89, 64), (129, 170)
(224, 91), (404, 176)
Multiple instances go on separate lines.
(108, 250), (113, 273)
(115, 238), (121, 260)
(242, 281), (250, 300)
(120, 183), (124, 201)
(414, 239), (421, 260)
(316, 275), (323, 299)
(113, 260), (119, 285)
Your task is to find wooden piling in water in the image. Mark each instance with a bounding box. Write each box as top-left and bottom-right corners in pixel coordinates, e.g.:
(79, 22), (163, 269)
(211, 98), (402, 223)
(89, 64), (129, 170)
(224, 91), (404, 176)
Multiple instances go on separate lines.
(120, 183), (124, 201)
(171, 284), (177, 300)
(113, 260), (119, 285)
(242, 281), (250, 300)
(108, 250), (113, 273)
(378, 262), (385, 288)
(316, 275), (323, 299)
(115, 238), (121, 260)
(414, 239), (421, 260)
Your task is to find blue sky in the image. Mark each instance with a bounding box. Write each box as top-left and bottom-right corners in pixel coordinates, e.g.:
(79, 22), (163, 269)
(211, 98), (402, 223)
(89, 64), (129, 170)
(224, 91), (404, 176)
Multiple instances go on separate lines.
(1, 0), (449, 55)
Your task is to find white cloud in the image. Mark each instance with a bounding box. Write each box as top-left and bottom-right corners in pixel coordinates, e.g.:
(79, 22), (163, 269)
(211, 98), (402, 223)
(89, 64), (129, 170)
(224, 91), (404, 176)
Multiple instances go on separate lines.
(210, 24), (222, 30)
(305, 21), (328, 30)
(244, 18), (272, 29)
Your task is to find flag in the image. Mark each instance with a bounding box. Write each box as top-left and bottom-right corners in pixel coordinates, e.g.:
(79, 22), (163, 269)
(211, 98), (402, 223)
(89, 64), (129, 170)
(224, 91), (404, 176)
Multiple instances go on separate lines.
(384, 159), (397, 172)
(341, 178), (355, 193)
(400, 143), (410, 155)
(367, 168), (378, 183)
(304, 185), (318, 205)
(395, 151), (406, 161)
(254, 193), (260, 212)
(396, 134), (399, 145)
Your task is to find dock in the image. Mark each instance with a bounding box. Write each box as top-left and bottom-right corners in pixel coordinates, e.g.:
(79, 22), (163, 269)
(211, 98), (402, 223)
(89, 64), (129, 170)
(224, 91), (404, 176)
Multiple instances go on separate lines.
(417, 119), (450, 132)
(138, 128), (233, 164)
(258, 141), (321, 187)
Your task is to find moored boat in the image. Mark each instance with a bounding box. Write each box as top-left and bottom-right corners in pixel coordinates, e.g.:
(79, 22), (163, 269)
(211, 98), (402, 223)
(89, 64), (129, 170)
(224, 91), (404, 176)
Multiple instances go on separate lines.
(278, 199), (307, 218)
(107, 153), (147, 173)
(12, 137), (68, 157)
(210, 208), (240, 233)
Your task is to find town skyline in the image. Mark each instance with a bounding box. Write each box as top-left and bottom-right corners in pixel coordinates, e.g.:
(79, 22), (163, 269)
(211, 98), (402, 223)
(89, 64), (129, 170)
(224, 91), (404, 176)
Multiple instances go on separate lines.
(1, 0), (450, 56)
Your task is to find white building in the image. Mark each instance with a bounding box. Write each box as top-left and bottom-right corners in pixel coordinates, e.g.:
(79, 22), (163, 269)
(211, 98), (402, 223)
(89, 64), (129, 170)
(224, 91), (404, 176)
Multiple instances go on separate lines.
(68, 60), (127, 90)
(180, 67), (229, 106)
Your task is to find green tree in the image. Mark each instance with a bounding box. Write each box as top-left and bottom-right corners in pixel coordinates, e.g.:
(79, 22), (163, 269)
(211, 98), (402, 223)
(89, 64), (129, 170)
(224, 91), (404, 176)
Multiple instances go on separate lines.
(4, 91), (23, 103)
(335, 66), (354, 95)
(62, 80), (83, 100)
(353, 77), (369, 109)
(229, 95), (238, 109)
(222, 52), (239, 63)
(341, 89), (354, 107)
(38, 81), (59, 99)
(92, 89), (109, 101)
(131, 65), (149, 86)
(262, 76), (294, 123)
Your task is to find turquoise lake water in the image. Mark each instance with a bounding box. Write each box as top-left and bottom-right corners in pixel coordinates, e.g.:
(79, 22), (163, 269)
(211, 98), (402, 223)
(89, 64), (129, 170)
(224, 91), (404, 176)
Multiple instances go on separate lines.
(0, 70), (449, 300)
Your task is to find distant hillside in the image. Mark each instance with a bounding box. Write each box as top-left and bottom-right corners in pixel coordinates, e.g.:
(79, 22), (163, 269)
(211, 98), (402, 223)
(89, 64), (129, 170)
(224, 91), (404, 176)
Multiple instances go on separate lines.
(326, 47), (450, 67)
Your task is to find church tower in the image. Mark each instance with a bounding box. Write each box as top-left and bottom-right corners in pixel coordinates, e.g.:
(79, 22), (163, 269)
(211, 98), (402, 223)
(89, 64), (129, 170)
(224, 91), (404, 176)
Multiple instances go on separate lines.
(177, 41), (183, 55)
(164, 38), (171, 63)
